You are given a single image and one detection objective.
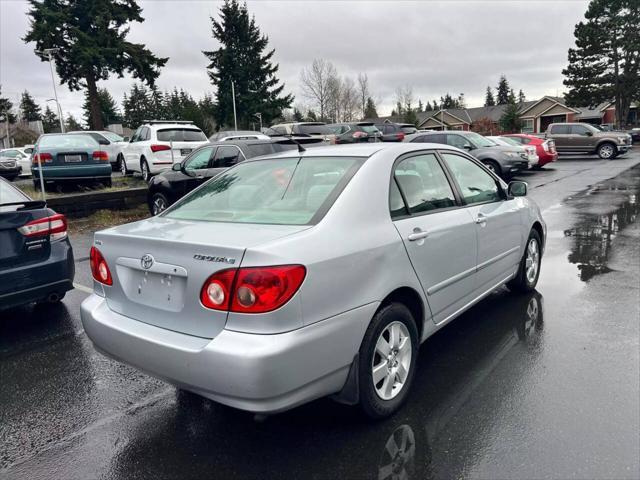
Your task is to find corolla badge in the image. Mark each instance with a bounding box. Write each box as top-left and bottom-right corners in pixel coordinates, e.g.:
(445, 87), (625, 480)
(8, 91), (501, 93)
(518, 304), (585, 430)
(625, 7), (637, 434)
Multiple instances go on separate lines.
(141, 254), (155, 270)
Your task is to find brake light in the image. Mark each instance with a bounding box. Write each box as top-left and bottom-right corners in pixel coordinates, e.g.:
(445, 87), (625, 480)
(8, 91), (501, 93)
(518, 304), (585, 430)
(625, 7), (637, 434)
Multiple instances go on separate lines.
(90, 247), (112, 285)
(150, 144), (171, 153)
(92, 150), (109, 161)
(18, 213), (67, 241)
(396, 132), (405, 141)
(32, 152), (53, 164)
(352, 131), (367, 139)
(200, 265), (306, 313)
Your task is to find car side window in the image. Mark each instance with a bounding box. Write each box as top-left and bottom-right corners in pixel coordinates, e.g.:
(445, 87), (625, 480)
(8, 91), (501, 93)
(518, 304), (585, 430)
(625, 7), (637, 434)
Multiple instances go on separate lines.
(185, 147), (214, 170)
(131, 127), (142, 142)
(571, 125), (590, 135)
(2, 150), (18, 158)
(211, 146), (242, 168)
(441, 152), (501, 205)
(142, 127), (151, 141)
(550, 125), (570, 134)
(389, 179), (408, 218)
(446, 134), (472, 150)
(392, 153), (456, 215)
(272, 126), (287, 135)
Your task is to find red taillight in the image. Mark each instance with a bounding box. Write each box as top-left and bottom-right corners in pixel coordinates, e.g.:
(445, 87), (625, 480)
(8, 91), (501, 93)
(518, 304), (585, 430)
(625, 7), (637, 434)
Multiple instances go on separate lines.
(352, 131), (367, 139)
(150, 144), (171, 153)
(200, 269), (236, 311)
(396, 132), (405, 141)
(18, 213), (67, 241)
(32, 152), (53, 164)
(90, 247), (113, 286)
(92, 150), (109, 161)
(200, 265), (306, 313)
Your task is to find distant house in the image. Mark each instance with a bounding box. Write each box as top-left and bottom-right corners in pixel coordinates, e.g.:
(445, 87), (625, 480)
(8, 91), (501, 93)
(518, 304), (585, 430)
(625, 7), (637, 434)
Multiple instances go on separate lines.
(367, 96), (638, 135)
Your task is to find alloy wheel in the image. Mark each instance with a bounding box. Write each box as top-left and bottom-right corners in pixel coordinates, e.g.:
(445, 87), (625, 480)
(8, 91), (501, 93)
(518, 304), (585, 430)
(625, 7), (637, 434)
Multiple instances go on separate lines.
(599, 144), (614, 159)
(525, 238), (539, 284)
(120, 157), (127, 176)
(152, 196), (167, 215)
(141, 161), (149, 181)
(372, 321), (412, 400)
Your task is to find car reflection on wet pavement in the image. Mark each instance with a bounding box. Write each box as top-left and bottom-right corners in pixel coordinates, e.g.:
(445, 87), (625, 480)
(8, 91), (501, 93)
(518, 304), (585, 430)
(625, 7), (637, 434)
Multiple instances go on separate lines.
(1, 156), (639, 480)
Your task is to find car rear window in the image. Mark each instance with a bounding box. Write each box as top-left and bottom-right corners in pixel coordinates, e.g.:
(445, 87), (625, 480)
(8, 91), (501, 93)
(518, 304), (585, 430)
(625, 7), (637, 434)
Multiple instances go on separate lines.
(38, 134), (98, 149)
(360, 125), (380, 134)
(294, 124), (332, 135)
(102, 132), (124, 142)
(164, 156), (364, 225)
(245, 143), (280, 158)
(157, 128), (207, 142)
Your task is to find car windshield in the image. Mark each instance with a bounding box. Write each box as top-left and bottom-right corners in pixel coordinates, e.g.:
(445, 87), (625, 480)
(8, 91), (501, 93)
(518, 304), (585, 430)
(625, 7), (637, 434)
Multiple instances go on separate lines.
(164, 156), (364, 225)
(157, 128), (207, 142)
(400, 126), (417, 134)
(465, 132), (496, 148)
(498, 137), (521, 146)
(102, 132), (124, 142)
(38, 134), (98, 149)
(296, 124), (332, 135)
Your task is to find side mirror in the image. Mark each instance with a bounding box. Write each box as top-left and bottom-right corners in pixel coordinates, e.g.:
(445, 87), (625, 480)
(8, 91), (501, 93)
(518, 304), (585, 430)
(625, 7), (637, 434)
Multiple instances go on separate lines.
(508, 181), (527, 197)
(98, 138), (110, 145)
(122, 136), (130, 142)
(585, 131), (593, 136)
(172, 163), (182, 171)
(463, 144), (473, 151)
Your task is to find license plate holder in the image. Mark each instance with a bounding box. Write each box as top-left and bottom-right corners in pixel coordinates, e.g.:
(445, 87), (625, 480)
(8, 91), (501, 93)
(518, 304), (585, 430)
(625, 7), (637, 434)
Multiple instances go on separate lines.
(65, 155), (82, 163)
(180, 148), (192, 156)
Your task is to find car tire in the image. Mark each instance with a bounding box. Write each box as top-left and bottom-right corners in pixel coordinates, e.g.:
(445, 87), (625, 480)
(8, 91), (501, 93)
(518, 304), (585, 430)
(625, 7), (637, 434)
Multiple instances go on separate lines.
(118, 155), (128, 176)
(358, 302), (419, 420)
(483, 160), (502, 177)
(597, 142), (616, 160)
(141, 158), (151, 182)
(150, 192), (170, 215)
(508, 229), (542, 293)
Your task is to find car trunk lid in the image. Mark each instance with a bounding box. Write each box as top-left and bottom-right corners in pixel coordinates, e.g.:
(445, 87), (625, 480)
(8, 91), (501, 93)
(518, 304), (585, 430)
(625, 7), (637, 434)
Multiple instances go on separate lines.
(95, 217), (310, 338)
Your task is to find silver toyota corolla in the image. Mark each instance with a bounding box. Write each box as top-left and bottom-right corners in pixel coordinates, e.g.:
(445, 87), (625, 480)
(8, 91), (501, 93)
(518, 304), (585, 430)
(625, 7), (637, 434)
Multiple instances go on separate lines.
(81, 143), (545, 419)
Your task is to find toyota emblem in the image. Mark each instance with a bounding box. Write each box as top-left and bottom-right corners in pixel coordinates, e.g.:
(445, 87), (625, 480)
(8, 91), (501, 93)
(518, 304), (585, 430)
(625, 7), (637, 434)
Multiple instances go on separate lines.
(141, 254), (154, 270)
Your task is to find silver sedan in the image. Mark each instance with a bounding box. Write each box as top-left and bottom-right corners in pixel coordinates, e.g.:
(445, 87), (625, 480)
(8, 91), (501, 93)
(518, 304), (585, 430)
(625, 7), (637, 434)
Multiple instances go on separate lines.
(81, 143), (545, 419)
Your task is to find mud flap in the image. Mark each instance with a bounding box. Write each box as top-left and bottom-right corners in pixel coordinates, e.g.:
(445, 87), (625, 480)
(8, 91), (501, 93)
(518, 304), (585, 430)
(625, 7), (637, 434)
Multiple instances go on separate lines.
(331, 354), (359, 405)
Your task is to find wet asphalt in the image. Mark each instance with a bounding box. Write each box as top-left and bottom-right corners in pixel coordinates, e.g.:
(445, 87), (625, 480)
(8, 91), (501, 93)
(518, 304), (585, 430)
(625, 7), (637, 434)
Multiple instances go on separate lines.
(1, 153), (639, 480)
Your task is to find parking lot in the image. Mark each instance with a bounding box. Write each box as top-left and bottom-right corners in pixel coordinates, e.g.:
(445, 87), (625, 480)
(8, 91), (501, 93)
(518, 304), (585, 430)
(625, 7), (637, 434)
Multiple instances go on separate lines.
(1, 152), (639, 479)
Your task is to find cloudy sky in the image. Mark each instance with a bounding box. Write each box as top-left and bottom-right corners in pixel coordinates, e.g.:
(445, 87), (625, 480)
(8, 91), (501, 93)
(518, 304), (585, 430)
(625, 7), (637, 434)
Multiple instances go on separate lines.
(1, 0), (589, 122)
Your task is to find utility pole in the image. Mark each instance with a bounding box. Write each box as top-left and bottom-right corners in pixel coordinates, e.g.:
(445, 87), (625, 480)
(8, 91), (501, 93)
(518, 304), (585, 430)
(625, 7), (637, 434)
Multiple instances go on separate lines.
(40, 48), (65, 133)
(254, 112), (262, 131)
(231, 81), (238, 131)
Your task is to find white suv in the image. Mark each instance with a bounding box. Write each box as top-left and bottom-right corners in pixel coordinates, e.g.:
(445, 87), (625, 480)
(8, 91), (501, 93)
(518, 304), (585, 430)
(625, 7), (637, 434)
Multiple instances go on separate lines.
(121, 121), (209, 181)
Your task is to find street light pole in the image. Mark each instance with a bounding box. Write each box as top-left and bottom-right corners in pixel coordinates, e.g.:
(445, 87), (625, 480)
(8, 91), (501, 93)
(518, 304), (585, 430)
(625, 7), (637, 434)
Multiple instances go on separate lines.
(41, 48), (65, 133)
(231, 81), (238, 131)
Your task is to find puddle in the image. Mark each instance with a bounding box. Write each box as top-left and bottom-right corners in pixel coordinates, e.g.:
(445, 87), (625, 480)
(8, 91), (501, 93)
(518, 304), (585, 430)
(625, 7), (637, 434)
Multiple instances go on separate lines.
(561, 166), (640, 282)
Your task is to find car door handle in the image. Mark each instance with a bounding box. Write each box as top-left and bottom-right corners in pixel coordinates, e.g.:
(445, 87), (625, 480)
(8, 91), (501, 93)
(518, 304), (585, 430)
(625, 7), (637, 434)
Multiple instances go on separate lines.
(475, 213), (487, 224)
(408, 231), (429, 241)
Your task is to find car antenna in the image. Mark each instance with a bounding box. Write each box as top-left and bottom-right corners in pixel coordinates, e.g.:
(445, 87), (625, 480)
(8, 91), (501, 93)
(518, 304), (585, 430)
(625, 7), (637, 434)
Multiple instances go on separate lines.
(287, 133), (306, 153)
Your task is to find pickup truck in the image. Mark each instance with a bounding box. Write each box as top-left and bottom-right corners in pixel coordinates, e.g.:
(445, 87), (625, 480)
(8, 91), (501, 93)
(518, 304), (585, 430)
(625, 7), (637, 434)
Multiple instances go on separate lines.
(545, 123), (632, 159)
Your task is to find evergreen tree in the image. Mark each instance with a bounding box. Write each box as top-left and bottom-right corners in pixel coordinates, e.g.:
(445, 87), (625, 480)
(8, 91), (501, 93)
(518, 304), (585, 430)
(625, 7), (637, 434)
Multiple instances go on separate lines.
(122, 83), (151, 129)
(404, 108), (418, 126)
(306, 109), (318, 122)
(563, 0), (640, 127)
(484, 86), (496, 106)
(417, 99), (424, 113)
(517, 89), (526, 103)
(457, 93), (466, 109)
(496, 75), (510, 104)
(203, 0), (293, 129)
(425, 101), (433, 111)
(41, 105), (59, 133)
(64, 113), (83, 131)
(24, 0), (167, 130)
(0, 87), (16, 123)
(83, 88), (121, 129)
(19, 90), (42, 121)
(363, 97), (378, 119)
(499, 97), (522, 132)
(292, 107), (304, 122)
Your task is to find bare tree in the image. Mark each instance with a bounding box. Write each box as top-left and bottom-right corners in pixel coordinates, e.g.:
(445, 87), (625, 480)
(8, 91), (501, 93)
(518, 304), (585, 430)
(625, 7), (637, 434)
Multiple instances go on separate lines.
(395, 85), (414, 112)
(341, 77), (360, 122)
(300, 58), (337, 122)
(357, 73), (370, 119)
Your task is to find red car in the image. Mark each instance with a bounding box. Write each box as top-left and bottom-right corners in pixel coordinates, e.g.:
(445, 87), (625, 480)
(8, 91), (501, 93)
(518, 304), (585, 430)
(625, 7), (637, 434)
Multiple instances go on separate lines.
(503, 134), (558, 168)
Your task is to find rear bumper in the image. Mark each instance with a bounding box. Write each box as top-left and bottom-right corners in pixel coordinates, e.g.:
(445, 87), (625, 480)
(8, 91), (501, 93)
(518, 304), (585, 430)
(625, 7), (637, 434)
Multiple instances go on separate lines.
(537, 151), (557, 167)
(0, 239), (75, 309)
(81, 295), (377, 413)
(32, 164), (112, 180)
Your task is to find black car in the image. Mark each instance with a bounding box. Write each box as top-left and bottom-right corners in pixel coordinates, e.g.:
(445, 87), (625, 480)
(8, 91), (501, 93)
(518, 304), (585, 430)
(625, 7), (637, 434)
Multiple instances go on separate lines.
(0, 177), (74, 309)
(374, 123), (406, 142)
(326, 122), (383, 144)
(146, 138), (324, 215)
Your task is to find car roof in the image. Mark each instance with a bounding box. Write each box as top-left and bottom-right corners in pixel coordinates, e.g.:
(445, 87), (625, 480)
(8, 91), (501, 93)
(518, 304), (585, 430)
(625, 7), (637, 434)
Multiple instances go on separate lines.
(245, 142), (464, 161)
